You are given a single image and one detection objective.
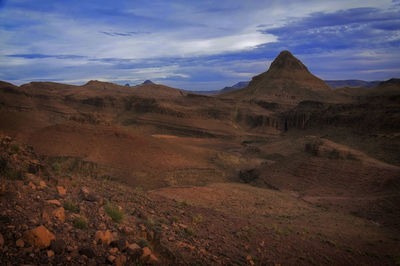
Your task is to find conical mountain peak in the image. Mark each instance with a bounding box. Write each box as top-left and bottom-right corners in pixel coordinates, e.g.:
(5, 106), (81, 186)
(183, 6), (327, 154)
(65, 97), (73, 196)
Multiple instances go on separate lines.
(268, 50), (310, 73)
(223, 50), (331, 103)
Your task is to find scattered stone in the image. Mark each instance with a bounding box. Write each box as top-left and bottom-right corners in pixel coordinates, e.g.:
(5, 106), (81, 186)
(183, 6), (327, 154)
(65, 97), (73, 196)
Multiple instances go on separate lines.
(47, 250), (55, 258)
(98, 223), (107, 230)
(28, 181), (36, 190)
(80, 187), (101, 202)
(0, 184), (6, 195)
(246, 255), (255, 265)
(95, 230), (113, 246)
(16, 239), (25, 248)
(23, 225), (56, 249)
(38, 181), (47, 189)
(110, 239), (127, 251)
(178, 223), (187, 229)
(120, 225), (133, 234)
(52, 207), (65, 223)
(42, 210), (51, 223)
(141, 246), (152, 260)
(107, 255), (116, 263)
(147, 254), (160, 264)
(127, 243), (141, 253)
(56, 186), (67, 196)
(46, 200), (61, 206)
(114, 255), (127, 266)
(51, 239), (65, 254)
(79, 246), (96, 258)
(109, 247), (118, 254)
(25, 173), (36, 181)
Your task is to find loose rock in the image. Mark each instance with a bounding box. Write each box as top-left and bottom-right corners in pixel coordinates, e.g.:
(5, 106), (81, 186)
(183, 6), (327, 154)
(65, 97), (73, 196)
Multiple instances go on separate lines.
(51, 239), (65, 254)
(23, 225), (56, 249)
(47, 250), (55, 258)
(79, 246), (96, 258)
(52, 207), (65, 223)
(56, 186), (67, 196)
(107, 255), (116, 263)
(80, 187), (101, 202)
(141, 246), (152, 260)
(95, 230), (113, 246)
(46, 200), (61, 206)
(16, 239), (25, 248)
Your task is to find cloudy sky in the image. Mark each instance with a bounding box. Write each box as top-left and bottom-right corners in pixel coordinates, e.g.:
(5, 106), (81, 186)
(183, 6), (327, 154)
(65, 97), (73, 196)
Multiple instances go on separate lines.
(0, 0), (399, 91)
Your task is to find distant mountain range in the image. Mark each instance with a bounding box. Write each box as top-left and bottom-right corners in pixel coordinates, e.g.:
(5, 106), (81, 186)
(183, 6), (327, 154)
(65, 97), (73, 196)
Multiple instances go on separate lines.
(193, 78), (384, 95)
(325, 80), (381, 88)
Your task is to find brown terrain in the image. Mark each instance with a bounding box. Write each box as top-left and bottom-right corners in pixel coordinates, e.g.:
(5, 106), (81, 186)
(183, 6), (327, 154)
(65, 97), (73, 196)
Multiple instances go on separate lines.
(0, 50), (399, 265)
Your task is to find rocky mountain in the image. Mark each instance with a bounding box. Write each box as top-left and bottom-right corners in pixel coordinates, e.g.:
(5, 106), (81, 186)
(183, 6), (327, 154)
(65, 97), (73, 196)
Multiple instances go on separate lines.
(220, 51), (333, 103)
(326, 79), (380, 88)
(220, 81), (250, 93)
(142, 80), (155, 85)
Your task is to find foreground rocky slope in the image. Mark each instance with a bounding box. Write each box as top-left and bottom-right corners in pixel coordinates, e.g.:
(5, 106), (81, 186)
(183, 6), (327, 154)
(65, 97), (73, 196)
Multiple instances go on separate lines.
(1, 136), (400, 265)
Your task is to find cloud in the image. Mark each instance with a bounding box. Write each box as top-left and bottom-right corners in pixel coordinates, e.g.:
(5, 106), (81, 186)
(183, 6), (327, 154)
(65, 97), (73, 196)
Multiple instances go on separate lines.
(7, 54), (86, 60)
(0, 0), (399, 90)
(259, 7), (400, 53)
(99, 31), (151, 37)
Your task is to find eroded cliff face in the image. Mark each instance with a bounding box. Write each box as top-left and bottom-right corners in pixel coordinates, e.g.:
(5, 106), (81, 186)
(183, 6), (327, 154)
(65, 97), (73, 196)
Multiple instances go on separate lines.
(280, 98), (400, 132)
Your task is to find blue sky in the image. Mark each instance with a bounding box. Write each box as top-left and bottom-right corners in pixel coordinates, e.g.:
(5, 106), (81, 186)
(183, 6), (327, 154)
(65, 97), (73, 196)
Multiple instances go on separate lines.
(0, 0), (399, 91)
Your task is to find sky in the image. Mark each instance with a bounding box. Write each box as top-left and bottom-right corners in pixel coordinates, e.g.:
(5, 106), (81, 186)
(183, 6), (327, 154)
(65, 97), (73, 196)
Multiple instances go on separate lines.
(0, 0), (399, 91)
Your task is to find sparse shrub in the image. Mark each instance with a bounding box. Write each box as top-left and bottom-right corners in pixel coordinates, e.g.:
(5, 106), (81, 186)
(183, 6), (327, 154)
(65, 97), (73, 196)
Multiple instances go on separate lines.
(10, 143), (20, 154)
(146, 217), (155, 226)
(323, 239), (336, 247)
(179, 200), (189, 207)
(105, 203), (124, 223)
(63, 201), (80, 213)
(192, 214), (203, 224)
(158, 217), (167, 224)
(73, 216), (88, 229)
(136, 238), (151, 249)
(184, 227), (195, 236)
(4, 168), (23, 180)
(170, 216), (179, 223)
(0, 157), (7, 171)
(51, 162), (61, 174)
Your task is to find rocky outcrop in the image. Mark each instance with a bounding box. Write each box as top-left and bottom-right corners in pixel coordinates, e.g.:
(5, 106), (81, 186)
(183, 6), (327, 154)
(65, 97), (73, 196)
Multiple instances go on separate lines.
(23, 225), (56, 249)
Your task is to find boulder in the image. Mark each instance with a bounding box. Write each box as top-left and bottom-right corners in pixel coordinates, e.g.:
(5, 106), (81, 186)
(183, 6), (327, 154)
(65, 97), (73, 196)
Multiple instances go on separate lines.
(79, 246), (96, 258)
(56, 186), (67, 196)
(80, 187), (101, 202)
(107, 255), (116, 263)
(110, 239), (128, 251)
(147, 254), (160, 264)
(46, 200), (62, 206)
(140, 246), (159, 264)
(141, 246), (152, 259)
(52, 207), (65, 223)
(114, 255), (127, 266)
(47, 250), (55, 258)
(23, 225), (55, 249)
(95, 230), (113, 246)
(16, 239), (25, 248)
